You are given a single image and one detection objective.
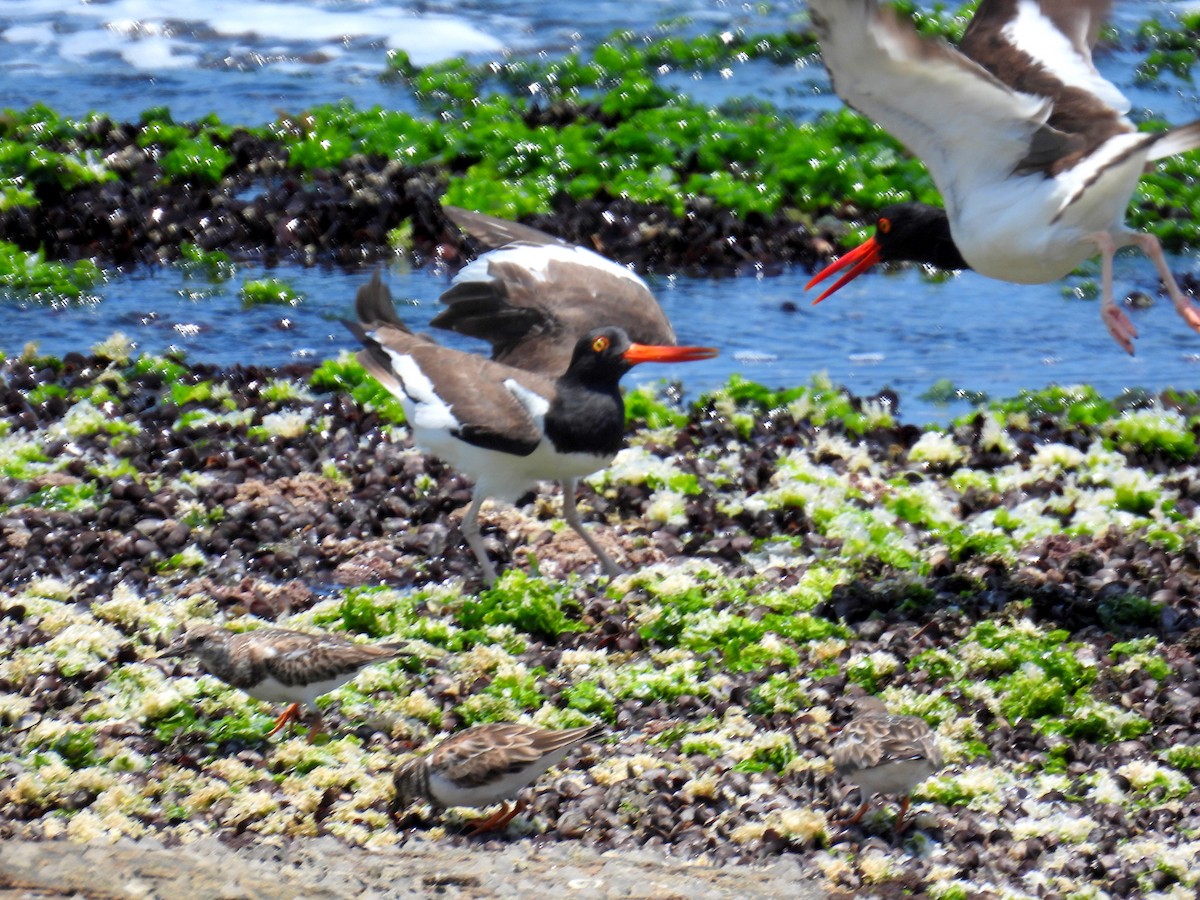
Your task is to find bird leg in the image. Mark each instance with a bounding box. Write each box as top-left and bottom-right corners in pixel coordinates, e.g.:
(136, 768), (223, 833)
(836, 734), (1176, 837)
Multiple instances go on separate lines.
(465, 799), (526, 836)
(265, 702), (303, 739)
(460, 492), (499, 586)
(1128, 230), (1200, 335)
(304, 717), (326, 745)
(1090, 231), (1138, 355)
(560, 477), (622, 579)
(834, 801), (870, 828)
(894, 796), (914, 834)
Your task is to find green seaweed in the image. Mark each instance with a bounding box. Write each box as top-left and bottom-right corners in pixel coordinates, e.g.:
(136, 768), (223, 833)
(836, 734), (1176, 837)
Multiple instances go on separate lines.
(454, 571), (586, 640)
(240, 279), (303, 308)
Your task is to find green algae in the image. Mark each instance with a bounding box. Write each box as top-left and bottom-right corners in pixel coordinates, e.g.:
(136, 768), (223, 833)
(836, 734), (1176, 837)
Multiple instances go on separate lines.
(178, 243), (236, 282)
(914, 619), (1153, 743)
(458, 670), (547, 725)
(564, 680), (616, 722)
(454, 571), (587, 640)
(240, 279), (303, 308)
(0, 242), (103, 297)
(310, 353), (407, 426)
(160, 134), (232, 184)
(1135, 11), (1200, 82)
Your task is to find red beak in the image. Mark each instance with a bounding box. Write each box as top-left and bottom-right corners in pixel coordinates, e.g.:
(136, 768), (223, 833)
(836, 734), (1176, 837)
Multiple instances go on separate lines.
(622, 344), (719, 364)
(805, 236), (882, 304)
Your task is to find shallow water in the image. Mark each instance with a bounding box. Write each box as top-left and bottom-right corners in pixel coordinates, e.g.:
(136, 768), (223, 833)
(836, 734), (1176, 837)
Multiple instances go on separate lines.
(4, 0), (1200, 423)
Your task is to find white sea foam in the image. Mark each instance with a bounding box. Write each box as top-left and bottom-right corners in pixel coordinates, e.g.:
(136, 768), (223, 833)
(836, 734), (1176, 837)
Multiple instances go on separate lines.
(120, 37), (199, 71)
(2, 24), (57, 44)
(2, 0), (507, 71)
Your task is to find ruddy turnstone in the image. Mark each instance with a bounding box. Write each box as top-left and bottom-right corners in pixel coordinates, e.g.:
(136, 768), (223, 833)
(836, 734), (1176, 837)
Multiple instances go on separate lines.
(831, 694), (943, 832)
(392, 721), (602, 834)
(159, 623), (411, 741)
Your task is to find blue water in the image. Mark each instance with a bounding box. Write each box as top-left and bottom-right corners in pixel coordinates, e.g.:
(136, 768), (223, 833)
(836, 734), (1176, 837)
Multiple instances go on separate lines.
(3, 0), (1200, 424)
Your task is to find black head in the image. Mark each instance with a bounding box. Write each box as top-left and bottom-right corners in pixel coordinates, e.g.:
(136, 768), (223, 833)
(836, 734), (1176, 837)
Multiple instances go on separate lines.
(871, 203), (965, 268)
(562, 326), (717, 385)
(806, 202), (968, 304)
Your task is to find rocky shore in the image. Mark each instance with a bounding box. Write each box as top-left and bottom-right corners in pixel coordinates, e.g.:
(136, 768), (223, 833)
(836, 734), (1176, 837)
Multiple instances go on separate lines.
(0, 346), (1198, 898)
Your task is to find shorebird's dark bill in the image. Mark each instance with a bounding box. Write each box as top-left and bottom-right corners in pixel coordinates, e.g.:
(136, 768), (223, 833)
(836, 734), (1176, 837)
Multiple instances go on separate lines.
(806, 236), (882, 304)
(622, 344), (719, 364)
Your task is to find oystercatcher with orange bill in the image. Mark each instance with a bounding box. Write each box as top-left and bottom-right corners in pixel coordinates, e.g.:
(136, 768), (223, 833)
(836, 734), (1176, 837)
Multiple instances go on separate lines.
(805, 0), (1200, 354)
(431, 206), (676, 375)
(345, 272), (716, 584)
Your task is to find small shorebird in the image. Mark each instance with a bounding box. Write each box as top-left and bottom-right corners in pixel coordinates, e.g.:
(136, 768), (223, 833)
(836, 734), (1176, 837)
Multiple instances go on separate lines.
(831, 695), (943, 832)
(392, 722), (602, 834)
(345, 271), (716, 584)
(805, 0), (1200, 354)
(158, 623), (410, 741)
(433, 206), (677, 375)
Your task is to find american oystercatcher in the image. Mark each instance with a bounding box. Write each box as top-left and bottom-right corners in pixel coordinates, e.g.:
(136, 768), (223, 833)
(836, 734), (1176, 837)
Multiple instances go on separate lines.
(392, 721), (602, 834)
(832, 694), (943, 833)
(158, 624), (411, 742)
(431, 206), (676, 375)
(805, 0), (1200, 354)
(345, 272), (716, 584)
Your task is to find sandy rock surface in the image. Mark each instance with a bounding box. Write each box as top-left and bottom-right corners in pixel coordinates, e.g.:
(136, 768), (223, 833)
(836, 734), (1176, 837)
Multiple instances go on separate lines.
(0, 836), (820, 899)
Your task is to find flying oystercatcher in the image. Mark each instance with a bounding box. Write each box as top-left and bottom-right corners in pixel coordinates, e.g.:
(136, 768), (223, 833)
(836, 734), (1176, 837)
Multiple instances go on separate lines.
(345, 271), (716, 584)
(431, 206), (676, 375)
(805, 0), (1200, 354)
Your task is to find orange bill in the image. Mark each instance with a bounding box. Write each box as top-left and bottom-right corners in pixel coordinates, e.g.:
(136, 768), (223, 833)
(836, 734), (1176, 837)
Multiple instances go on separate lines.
(622, 344), (719, 364)
(805, 236), (882, 304)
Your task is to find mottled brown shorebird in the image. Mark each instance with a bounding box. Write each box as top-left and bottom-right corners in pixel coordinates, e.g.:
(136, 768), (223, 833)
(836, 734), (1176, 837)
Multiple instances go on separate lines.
(832, 695), (943, 832)
(392, 722), (602, 834)
(159, 623), (411, 741)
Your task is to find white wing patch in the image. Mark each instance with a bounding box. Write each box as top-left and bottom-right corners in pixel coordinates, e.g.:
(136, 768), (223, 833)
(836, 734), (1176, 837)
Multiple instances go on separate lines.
(453, 243), (648, 291)
(1003, 0), (1129, 115)
(382, 347), (461, 431)
(503, 378), (550, 429)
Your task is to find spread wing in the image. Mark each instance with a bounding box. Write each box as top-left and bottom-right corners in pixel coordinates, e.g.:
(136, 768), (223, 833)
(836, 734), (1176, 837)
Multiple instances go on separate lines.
(434, 210), (674, 375)
(808, 0), (1054, 216)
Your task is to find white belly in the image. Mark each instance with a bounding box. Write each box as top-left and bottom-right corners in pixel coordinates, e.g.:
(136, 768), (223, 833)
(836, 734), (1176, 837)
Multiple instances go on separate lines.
(412, 423), (613, 503)
(428, 746), (577, 808)
(848, 758), (937, 797)
(244, 674), (349, 708)
(951, 137), (1150, 284)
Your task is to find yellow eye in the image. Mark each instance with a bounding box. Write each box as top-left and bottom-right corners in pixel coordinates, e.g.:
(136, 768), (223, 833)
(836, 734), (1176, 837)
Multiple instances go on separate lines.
(878, 217), (892, 234)
(592, 335), (610, 353)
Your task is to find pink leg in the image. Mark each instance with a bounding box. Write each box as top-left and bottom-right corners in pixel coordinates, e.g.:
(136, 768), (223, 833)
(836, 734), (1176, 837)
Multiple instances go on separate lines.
(1129, 231), (1200, 334)
(1089, 232), (1138, 355)
(894, 796), (913, 834)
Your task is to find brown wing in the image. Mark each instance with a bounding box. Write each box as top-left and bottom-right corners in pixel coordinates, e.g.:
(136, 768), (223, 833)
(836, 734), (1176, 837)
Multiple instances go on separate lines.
(958, 0), (1130, 175)
(445, 205), (570, 248)
(834, 712), (941, 774)
(431, 723), (599, 788)
(346, 273), (558, 456)
(432, 219), (674, 375)
(236, 628), (403, 687)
